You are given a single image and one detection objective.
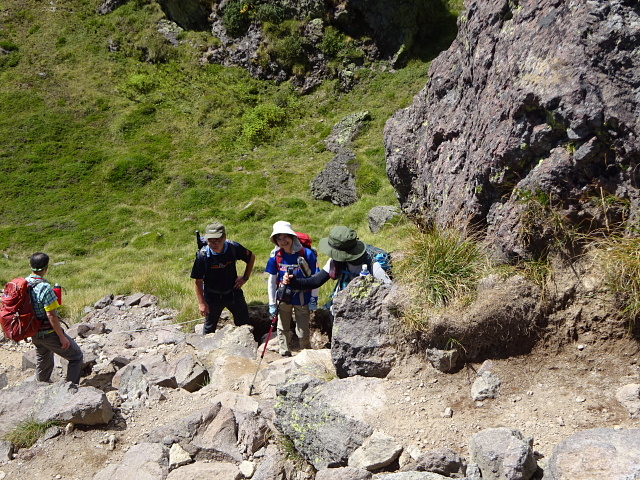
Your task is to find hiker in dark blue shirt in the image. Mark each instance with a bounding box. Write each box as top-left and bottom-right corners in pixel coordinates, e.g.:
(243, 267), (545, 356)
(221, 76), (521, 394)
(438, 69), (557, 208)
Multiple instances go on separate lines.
(191, 222), (256, 334)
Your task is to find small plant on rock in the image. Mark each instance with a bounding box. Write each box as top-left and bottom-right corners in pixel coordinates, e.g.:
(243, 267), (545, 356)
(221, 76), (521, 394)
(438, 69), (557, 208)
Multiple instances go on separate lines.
(4, 418), (62, 449)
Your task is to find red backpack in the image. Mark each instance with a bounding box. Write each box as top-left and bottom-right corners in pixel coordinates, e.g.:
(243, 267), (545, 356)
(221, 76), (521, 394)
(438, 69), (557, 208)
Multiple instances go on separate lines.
(1, 278), (42, 341)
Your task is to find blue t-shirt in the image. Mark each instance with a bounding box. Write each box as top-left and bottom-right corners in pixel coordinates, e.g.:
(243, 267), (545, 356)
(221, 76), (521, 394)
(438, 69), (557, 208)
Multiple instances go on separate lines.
(265, 248), (318, 306)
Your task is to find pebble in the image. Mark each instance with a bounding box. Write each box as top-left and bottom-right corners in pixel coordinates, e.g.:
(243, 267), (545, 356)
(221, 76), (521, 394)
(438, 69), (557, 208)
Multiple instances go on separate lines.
(575, 396), (586, 403)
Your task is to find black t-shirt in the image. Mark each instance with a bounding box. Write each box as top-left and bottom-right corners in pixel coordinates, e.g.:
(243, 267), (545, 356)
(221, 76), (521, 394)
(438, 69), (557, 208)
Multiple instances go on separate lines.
(190, 240), (253, 292)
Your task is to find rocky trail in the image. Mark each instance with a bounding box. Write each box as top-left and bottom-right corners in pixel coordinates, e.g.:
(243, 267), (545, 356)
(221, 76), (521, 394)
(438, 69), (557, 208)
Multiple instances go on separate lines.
(0, 288), (638, 479)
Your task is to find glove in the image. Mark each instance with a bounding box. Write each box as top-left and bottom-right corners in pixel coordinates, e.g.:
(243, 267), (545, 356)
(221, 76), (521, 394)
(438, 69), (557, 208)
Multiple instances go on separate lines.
(269, 304), (277, 316)
(308, 297), (318, 311)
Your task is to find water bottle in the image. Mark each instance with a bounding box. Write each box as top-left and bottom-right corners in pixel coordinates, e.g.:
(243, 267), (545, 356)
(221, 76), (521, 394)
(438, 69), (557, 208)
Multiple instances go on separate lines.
(53, 283), (63, 305)
(360, 265), (370, 276)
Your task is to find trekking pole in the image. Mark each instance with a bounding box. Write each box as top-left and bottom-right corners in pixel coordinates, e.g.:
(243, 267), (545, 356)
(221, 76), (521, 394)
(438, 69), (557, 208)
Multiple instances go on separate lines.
(248, 300), (280, 396)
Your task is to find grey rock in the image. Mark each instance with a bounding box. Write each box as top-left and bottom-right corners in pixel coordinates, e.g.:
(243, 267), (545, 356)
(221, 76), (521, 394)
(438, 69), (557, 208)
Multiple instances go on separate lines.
(124, 292), (145, 307)
(368, 206), (400, 233)
(316, 466), (373, 480)
(94, 294), (113, 309)
(348, 431), (403, 471)
(425, 348), (461, 373)
(144, 402), (222, 445)
(0, 381), (113, 430)
(310, 148), (359, 207)
(325, 111), (371, 153)
(407, 447), (467, 476)
(469, 428), (536, 480)
(276, 373), (390, 469)
(171, 354), (209, 393)
(191, 406), (242, 463)
(93, 442), (169, 480)
(252, 443), (287, 480)
(331, 277), (398, 378)
(371, 472), (450, 479)
(471, 372), (501, 401)
(615, 384), (640, 418)
(547, 428), (640, 480)
(165, 461), (242, 480)
(0, 440), (14, 462)
(185, 324), (257, 358)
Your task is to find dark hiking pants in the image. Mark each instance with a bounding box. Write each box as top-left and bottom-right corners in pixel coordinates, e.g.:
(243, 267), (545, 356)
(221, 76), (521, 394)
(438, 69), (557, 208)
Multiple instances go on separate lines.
(32, 330), (84, 384)
(203, 289), (250, 334)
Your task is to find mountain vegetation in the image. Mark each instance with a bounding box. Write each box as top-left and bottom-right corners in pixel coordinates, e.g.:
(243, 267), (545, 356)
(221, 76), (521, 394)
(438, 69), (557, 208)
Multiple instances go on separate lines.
(0, 0), (461, 323)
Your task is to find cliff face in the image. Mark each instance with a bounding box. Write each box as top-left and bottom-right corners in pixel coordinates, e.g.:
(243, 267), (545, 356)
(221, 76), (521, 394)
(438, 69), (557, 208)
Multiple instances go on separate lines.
(385, 0), (640, 259)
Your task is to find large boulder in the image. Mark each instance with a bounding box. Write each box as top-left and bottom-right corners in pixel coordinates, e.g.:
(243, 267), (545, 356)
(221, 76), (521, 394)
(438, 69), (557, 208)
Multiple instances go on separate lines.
(469, 428), (537, 480)
(0, 381), (113, 433)
(547, 428), (640, 480)
(331, 277), (399, 378)
(310, 148), (359, 206)
(275, 373), (395, 469)
(385, 0), (640, 260)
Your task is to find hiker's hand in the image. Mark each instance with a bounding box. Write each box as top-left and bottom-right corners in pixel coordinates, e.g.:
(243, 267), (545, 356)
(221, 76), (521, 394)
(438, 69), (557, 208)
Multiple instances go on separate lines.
(282, 274), (293, 285)
(59, 334), (70, 350)
(269, 304), (277, 316)
(199, 302), (209, 317)
(234, 276), (247, 289)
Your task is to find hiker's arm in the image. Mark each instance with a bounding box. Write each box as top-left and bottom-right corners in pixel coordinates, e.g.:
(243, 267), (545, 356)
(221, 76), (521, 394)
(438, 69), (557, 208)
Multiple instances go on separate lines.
(235, 252), (255, 289)
(287, 270), (330, 290)
(46, 309), (70, 349)
(194, 279), (208, 316)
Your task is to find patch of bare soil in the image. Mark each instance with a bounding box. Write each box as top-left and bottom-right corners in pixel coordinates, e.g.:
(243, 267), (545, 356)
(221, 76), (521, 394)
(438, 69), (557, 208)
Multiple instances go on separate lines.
(0, 332), (638, 479)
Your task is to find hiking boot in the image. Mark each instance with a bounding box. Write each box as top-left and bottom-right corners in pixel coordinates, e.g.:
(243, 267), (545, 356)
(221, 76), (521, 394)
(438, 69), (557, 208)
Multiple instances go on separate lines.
(280, 350), (292, 357)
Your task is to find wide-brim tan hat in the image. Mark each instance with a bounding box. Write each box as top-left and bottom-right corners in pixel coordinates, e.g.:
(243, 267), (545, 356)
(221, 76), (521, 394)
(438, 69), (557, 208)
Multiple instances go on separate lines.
(270, 221), (299, 244)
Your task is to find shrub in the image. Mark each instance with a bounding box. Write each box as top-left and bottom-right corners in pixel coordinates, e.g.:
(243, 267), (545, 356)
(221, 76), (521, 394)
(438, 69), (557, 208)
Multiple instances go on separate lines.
(319, 27), (346, 57)
(241, 103), (287, 145)
(395, 227), (486, 308)
(4, 419), (62, 449)
(594, 236), (640, 328)
(222, 0), (252, 37)
(107, 154), (158, 187)
(255, 3), (288, 24)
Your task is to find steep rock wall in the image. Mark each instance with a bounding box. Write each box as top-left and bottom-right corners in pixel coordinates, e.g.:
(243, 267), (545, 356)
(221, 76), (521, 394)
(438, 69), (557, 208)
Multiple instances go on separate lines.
(385, 0), (640, 259)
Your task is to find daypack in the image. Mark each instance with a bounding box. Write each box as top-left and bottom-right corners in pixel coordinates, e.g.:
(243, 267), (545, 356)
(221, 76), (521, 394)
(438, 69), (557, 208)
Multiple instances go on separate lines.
(365, 244), (393, 278)
(0, 278), (43, 341)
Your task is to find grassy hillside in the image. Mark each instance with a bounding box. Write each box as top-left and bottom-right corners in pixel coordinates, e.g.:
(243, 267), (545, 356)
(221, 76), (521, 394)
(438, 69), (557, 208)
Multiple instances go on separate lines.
(0, 0), (459, 324)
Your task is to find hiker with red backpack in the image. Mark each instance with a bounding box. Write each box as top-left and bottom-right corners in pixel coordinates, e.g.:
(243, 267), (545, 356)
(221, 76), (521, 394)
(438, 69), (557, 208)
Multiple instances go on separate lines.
(26, 253), (83, 384)
(265, 221), (319, 356)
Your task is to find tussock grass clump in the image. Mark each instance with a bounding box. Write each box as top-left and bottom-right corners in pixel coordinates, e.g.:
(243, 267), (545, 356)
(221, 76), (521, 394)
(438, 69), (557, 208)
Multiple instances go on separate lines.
(594, 236), (640, 326)
(394, 226), (488, 331)
(4, 419), (62, 449)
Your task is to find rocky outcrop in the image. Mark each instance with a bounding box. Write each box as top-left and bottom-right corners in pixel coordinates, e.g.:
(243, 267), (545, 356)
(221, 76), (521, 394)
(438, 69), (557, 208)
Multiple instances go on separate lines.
(202, 0), (453, 87)
(331, 277), (400, 378)
(385, 0), (640, 260)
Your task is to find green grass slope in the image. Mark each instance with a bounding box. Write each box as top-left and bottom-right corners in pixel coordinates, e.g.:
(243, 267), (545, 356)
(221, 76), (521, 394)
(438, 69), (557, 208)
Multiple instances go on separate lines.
(0, 0), (459, 324)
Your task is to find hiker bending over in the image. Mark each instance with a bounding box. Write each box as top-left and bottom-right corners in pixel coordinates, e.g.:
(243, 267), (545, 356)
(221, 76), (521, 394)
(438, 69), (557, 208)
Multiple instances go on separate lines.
(191, 221), (256, 334)
(265, 221), (319, 357)
(28, 253), (83, 385)
(285, 226), (391, 295)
